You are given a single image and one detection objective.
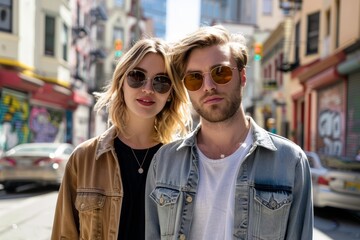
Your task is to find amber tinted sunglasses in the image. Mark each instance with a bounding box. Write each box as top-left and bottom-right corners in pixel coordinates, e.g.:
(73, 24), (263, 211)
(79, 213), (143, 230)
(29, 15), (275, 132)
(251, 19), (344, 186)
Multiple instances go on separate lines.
(183, 65), (238, 91)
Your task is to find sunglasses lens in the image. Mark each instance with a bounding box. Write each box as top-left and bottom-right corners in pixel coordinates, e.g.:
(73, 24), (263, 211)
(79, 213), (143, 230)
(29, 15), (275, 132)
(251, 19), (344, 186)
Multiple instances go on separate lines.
(183, 72), (203, 91)
(211, 66), (233, 84)
(183, 66), (234, 91)
(127, 70), (146, 88)
(153, 76), (172, 94)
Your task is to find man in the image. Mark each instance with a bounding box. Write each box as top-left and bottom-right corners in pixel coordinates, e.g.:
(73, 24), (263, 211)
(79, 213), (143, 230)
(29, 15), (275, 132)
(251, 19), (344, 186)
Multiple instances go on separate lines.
(145, 25), (313, 240)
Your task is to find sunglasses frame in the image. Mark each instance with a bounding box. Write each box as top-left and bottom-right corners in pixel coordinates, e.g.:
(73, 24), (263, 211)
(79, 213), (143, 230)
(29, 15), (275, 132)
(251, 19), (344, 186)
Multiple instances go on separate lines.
(126, 69), (172, 94)
(182, 65), (238, 91)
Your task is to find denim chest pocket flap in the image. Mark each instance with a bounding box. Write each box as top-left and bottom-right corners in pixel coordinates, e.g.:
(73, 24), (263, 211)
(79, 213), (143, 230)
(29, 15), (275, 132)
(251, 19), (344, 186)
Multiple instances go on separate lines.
(254, 185), (292, 210)
(150, 187), (180, 207)
(75, 193), (106, 212)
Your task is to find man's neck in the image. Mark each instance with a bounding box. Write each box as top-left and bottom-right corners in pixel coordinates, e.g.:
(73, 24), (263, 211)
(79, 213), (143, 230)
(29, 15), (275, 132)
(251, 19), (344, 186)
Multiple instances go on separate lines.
(197, 111), (250, 159)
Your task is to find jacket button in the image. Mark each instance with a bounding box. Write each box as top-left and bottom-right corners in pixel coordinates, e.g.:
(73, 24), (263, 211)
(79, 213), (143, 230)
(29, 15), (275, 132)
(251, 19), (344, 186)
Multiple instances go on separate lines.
(186, 196), (192, 203)
(159, 197), (164, 205)
(270, 200), (277, 209)
(179, 234), (186, 240)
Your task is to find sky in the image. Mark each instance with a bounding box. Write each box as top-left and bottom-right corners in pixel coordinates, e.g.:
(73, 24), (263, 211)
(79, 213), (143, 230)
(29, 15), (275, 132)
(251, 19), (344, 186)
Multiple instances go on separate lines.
(165, 0), (201, 42)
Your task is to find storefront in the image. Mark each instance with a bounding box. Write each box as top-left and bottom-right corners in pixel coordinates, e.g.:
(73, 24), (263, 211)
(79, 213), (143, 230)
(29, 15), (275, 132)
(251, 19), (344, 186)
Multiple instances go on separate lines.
(0, 68), (91, 152)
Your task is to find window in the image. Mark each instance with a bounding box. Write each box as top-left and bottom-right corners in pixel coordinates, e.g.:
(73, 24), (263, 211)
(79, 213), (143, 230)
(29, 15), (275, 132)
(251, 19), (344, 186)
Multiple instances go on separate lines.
(113, 26), (123, 41)
(335, 0), (340, 48)
(0, 0), (12, 32)
(307, 155), (315, 168)
(45, 15), (55, 56)
(62, 23), (68, 61)
(263, 0), (272, 15)
(306, 12), (320, 55)
(325, 9), (331, 37)
(114, 0), (124, 7)
(295, 21), (300, 63)
(96, 24), (105, 41)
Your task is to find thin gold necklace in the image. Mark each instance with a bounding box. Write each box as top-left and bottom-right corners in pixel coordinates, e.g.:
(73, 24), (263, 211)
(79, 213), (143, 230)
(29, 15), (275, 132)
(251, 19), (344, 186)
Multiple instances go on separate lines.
(130, 148), (149, 174)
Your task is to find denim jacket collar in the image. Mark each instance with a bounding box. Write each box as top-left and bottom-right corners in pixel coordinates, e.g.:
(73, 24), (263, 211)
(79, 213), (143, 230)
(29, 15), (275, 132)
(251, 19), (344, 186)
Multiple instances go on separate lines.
(177, 116), (277, 152)
(95, 125), (118, 160)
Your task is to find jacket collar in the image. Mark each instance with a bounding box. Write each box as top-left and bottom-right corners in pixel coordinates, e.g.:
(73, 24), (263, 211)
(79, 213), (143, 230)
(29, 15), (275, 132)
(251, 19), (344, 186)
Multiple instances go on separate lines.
(95, 125), (118, 160)
(178, 116), (277, 151)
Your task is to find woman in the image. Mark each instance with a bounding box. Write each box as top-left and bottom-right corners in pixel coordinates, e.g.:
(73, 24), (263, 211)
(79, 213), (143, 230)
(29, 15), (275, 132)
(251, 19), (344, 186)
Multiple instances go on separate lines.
(51, 37), (191, 240)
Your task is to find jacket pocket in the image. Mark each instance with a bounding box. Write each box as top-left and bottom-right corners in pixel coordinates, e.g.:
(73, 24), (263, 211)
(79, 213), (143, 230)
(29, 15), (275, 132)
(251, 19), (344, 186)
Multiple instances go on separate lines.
(149, 187), (180, 237)
(251, 185), (292, 240)
(75, 192), (106, 240)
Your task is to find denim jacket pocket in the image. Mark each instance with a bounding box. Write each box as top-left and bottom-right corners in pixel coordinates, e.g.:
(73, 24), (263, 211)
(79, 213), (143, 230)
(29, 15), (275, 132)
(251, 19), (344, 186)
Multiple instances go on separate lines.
(251, 185), (292, 240)
(150, 187), (180, 236)
(75, 192), (106, 240)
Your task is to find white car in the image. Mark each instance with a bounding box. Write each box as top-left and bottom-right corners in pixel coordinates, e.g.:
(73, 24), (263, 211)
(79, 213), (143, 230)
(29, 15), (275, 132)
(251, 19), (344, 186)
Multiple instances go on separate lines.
(0, 143), (74, 193)
(305, 151), (360, 211)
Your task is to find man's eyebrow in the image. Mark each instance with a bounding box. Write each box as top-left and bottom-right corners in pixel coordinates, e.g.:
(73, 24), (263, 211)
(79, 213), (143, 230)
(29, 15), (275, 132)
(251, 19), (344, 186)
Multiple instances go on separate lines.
(185, 64), (230, 73)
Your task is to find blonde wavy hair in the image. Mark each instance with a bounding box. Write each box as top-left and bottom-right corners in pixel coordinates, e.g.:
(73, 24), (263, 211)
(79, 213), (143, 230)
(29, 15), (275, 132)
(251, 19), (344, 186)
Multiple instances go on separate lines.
(94, 38), (191, 144)
(170, 25), (248, 82)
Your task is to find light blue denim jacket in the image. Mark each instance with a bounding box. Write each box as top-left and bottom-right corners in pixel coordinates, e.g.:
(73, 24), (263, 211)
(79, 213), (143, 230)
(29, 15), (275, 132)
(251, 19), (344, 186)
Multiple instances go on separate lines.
(145, 117), (313, 240)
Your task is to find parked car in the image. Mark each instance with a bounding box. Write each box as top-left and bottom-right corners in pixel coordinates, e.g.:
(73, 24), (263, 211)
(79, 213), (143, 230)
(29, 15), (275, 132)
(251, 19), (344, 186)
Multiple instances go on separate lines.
(0, 143), (75, 193)
(305, 151), (360, 211)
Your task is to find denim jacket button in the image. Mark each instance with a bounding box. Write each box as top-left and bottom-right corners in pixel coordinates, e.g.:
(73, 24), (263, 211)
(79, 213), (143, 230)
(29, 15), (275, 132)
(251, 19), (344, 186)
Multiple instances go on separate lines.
(159, 196), (164, 205)
(186, 196), (193, 203)
(270, 200), (277, 209)
(179, 234), (186, 240)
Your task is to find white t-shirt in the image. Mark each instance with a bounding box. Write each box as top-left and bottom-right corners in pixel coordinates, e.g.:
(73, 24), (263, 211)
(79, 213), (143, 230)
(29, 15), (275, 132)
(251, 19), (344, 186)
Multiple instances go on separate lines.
(189, 130), (253, 240)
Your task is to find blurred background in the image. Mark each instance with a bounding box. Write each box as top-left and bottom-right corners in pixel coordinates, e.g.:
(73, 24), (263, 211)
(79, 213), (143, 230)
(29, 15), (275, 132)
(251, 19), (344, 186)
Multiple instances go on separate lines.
(0, 1), (360, 239)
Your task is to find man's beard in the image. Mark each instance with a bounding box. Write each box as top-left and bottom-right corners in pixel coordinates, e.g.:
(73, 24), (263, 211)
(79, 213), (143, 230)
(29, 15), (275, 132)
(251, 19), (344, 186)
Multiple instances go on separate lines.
(191, 91), (242, 123)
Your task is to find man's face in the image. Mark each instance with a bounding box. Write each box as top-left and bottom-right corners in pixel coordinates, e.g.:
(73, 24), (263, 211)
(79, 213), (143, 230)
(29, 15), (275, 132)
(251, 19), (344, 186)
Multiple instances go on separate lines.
(184, 45), (246, 123)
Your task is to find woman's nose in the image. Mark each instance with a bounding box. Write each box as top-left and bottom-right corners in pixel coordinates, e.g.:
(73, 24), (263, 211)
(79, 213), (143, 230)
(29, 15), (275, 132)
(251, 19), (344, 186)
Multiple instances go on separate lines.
(142, 78), (155, 94)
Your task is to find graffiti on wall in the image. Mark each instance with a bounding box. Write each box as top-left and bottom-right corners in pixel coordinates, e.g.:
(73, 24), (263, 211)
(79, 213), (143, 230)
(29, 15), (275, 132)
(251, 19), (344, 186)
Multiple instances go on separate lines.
(317, 83), (344, 156)
(0, 90), (30, 152)
(29, 106), (65, 143)
(318, 110), (342, 155)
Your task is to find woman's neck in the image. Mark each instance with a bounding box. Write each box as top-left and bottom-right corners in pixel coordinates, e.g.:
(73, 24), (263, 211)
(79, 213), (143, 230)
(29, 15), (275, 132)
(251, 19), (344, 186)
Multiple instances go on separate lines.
(119, 116), (158, 149)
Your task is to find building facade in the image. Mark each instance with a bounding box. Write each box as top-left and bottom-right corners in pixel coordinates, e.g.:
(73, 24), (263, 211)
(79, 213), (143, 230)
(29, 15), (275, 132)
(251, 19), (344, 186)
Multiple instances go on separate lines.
(265, 0), (360, 158)
(0, 0), (105, 153)
(141, 0), (167, 39)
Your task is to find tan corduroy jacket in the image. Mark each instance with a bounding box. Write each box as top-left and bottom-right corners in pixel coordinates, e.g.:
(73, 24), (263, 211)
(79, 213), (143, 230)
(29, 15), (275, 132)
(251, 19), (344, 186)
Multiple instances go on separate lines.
(51, 126), (123, 240)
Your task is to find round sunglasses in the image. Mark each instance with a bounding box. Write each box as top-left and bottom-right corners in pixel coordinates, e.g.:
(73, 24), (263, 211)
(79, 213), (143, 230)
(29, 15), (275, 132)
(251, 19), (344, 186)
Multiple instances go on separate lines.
(183, 65), (238, 91)
(127, 69), (172, 94)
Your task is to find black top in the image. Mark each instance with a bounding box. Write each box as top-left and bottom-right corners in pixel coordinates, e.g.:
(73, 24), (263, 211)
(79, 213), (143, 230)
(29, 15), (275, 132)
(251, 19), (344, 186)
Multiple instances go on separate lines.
(114, 137), (162, 240)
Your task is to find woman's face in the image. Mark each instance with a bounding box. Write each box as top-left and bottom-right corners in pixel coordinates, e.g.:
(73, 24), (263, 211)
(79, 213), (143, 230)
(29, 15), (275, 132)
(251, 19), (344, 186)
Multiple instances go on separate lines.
(123, 53), (171, 120)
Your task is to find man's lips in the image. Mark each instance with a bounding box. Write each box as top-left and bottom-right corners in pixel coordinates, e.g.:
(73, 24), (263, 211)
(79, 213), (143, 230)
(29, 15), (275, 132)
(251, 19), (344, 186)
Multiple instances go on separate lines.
(203, 96), (223, 104)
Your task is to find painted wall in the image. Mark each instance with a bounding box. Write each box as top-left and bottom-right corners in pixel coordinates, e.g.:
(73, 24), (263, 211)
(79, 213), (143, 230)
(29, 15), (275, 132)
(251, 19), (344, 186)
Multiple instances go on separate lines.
(316, 82), (345, 156)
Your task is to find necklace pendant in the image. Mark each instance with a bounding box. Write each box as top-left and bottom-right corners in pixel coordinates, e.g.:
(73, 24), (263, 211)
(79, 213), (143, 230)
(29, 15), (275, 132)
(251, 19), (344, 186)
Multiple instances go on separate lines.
(138, 168), (144, 174)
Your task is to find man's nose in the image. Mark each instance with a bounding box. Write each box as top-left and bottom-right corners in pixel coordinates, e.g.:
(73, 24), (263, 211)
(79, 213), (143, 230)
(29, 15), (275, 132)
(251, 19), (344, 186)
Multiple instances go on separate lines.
(202, 72), (216, 91)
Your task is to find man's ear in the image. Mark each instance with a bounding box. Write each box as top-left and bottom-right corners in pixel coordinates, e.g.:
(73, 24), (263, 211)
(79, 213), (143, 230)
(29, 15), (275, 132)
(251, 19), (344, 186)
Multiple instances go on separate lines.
(240, 68), (246, 86)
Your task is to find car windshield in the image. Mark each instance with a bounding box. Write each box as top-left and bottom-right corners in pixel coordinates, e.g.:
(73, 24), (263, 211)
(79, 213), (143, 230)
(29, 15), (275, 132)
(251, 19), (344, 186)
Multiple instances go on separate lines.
(319, 155), (360, 172)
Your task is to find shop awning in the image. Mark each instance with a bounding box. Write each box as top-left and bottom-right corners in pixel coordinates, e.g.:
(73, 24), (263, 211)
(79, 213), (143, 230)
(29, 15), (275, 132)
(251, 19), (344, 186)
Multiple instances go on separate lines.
(0, 69), (44, 92)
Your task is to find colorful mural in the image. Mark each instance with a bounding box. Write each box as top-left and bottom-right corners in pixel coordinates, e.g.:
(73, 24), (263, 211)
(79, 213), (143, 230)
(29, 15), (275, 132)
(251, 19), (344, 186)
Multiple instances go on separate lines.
(29, 106), (66, 143)
(0, 89), (30, 153)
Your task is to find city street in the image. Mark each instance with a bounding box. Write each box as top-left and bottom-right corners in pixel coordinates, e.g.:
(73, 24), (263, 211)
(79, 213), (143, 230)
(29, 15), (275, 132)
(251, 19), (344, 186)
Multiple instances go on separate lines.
(0, 185), (359, 239)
